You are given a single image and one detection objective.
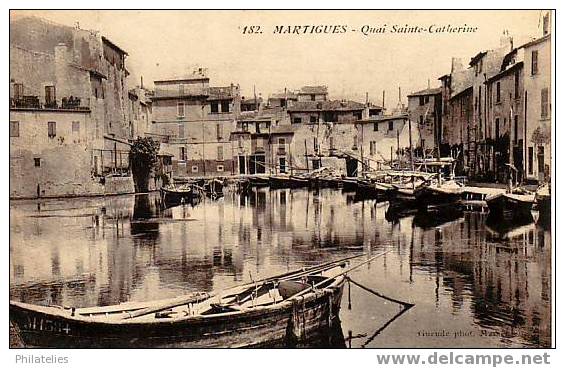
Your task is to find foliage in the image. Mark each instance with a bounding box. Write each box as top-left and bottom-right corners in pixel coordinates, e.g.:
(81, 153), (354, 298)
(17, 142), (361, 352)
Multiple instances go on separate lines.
(129, 137), (159, 192)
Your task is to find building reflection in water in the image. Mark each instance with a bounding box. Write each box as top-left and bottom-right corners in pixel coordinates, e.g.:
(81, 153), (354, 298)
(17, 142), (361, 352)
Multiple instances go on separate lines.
(9, 188), (551, 347)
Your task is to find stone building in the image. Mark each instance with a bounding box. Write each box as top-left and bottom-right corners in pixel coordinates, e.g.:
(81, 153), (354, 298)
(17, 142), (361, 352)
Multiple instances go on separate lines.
(407, 87), (442, 156)
(151, 70), (241, 178)
(9, 16), (134, 198)
(296, 85), (328, 102)
(287, 99), (367, 125)
(485, 47), (525, 182)
(522, 26), (551, 183)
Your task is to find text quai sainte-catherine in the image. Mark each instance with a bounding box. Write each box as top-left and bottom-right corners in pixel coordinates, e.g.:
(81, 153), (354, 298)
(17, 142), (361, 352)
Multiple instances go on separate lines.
(241, 24), (478, 35)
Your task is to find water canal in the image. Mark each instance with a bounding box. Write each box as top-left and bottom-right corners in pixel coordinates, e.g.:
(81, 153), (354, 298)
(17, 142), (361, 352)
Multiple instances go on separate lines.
(9, 188), (551, 348)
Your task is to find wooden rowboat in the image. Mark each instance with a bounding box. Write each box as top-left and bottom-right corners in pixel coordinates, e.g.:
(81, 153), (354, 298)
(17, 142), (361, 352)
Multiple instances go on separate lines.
(160, 186), (200, 206)
(10, 259), (354, 348)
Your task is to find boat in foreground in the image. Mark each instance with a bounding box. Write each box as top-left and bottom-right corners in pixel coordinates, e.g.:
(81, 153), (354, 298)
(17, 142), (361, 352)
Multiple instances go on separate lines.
(10, 260), (351, 348)
(415, 179), (464, 209)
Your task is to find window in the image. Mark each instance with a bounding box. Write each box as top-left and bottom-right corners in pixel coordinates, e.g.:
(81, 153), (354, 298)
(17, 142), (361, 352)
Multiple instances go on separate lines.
(221, 101), (230, 113)
(313, 137), (318, 152)
(192, 165), (199, 173)
(531, 50), (538, 75)
(278, 138), (286, 154)
(495, 118), (500, 139)
(279, 157), (286, 173)
(179, 123), (184, 138)
(179, 146), (186, 161)
(354, 112), (362, 120)
(211, 102), (219, 113)
(217, 146), (224, 161)
(388, 121), (394, 131)
(48, 121), (56, 138)
(352, 136), (358, 150)
(10, 121), (19, 137)
(329, 136), (334, 149)
(310, 94), (316, 101)
(310, 116), (318, 123)
(419, 115), (424, 125)
(541, 88), (549, 118)
(425, 96), (429, 104)
(177, 102), (185, 117)
(238, 136), (244, 148)
(514, 71), (520, 99)
(179, 84), (184, 96)
(496, 82), (501, 103)
(419, 96), (425, 106)
(543, 13), (550, 35)
(217, 165), (224, 172)
(374, 122), (379, 131)
(34, 158), (41, 167)
(293, 117), (302, 124)
(528, 146), (534, 175)
(72, 121), (80, 133)
(13, 83), (23, 100)
(370, 141), (376, 155)
(216, 123), (223, 139)
(45, 85), (56, 106)
(514, 115), (519, 144)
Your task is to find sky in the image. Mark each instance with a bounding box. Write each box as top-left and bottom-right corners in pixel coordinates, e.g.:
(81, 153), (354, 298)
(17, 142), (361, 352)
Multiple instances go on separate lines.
(11, 10), (545, 106)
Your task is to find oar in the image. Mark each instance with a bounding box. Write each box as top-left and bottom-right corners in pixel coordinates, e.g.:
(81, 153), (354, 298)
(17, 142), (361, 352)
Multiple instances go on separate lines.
(122, 253), (366, 319)
(289, 250), (392, 300)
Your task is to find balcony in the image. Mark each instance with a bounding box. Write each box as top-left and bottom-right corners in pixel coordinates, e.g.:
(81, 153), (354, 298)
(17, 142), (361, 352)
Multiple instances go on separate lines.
(10, 96), (90, 111)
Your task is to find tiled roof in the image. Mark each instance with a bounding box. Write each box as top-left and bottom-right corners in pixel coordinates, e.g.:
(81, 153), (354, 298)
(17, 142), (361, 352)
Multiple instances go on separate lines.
(298, 86), (328, 95)
(407, 87), (442, 97)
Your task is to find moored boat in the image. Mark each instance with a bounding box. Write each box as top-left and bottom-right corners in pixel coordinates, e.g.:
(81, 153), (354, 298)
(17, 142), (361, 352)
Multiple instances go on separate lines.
(486, 190), (535, 221)
(10, 258), (356, 348)
(248, 175), (270, 187)
(160, 185), (200, 206)
(414, 179), (464, 209)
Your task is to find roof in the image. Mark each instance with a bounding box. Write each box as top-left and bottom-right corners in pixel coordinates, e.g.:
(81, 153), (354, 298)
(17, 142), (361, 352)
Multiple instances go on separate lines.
(486, 62), (524, 84)
(361, 113), (409, 123)
(298, 86), (328, 95)
(450, 86), (473, 101)
(269, 92), (298, 100)
(101, 36), (128, 56)
(407, 87), (442, 97)
(154, 74), (210, 84)
(287, 100), (365, 112)
(520, 34), (550, 49)
(469, 51), (487, 66)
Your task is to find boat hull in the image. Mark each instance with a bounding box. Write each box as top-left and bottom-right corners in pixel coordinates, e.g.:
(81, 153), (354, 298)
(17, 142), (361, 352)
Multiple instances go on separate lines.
(486, 193), (534, 221)
(414, 186), (462, 209)
(10, 278), (345, 348)
(160, 188), (199, 206)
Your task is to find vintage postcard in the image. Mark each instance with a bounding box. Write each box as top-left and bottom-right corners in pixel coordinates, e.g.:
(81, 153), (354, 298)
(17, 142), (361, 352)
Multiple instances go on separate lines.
(8, 9), (553, 351)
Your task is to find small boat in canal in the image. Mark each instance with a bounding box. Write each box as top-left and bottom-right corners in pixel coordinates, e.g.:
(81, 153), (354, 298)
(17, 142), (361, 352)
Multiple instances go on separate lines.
(341, 177), (359, 192)
(10, 257), (371, 348)
(414, 179), (464, 209)
(160, 185), (201, 206)
(486, 189), (535, 221)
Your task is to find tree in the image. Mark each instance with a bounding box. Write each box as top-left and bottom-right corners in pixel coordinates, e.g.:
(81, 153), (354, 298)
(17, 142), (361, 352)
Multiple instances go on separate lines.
(129, 137), (159, 193)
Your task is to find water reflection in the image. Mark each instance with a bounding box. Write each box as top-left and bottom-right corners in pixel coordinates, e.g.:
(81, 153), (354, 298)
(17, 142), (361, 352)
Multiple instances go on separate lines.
(9, 188), (551, 348)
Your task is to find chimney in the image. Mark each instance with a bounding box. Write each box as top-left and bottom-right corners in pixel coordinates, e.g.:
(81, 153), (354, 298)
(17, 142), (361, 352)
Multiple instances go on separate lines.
(141, 76), (144, 89)
(451, 57), (464, 73)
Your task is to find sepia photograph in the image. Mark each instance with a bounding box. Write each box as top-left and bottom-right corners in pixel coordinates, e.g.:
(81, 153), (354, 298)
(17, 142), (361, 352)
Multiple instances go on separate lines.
(8, 8), (554, 352)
